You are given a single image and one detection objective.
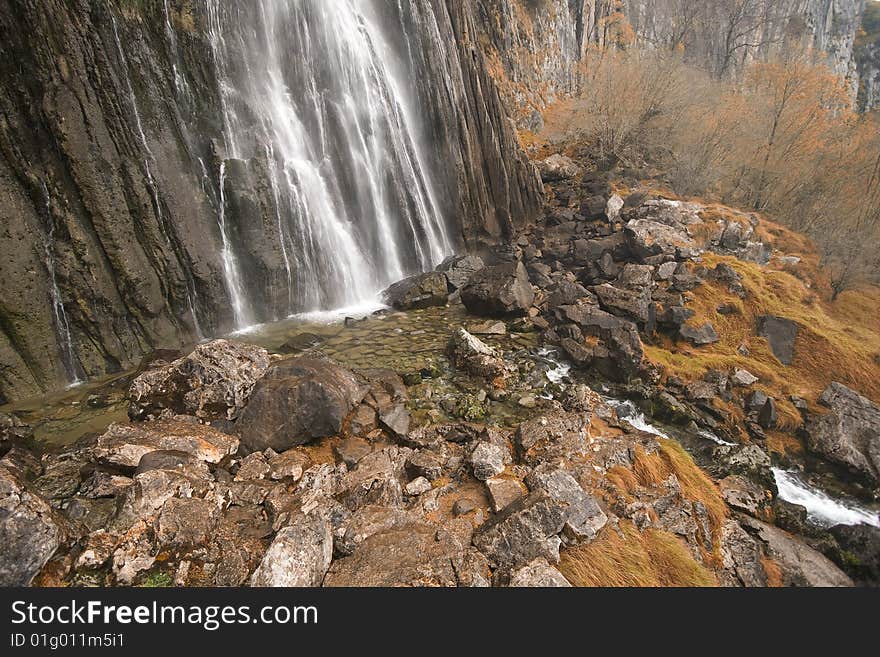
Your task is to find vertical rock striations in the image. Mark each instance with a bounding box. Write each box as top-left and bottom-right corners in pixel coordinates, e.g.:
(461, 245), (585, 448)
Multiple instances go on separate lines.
(0, 0), (540, 402)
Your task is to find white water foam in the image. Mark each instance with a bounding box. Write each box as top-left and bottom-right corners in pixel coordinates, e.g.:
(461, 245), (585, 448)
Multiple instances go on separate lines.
(773, 468), (880, 528)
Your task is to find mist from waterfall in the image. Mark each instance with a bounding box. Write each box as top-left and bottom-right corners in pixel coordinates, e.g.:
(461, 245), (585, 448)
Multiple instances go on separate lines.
(201, 0), (453, 328)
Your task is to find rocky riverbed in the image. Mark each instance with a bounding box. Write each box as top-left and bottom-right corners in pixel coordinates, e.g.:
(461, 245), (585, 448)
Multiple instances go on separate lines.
(3, 158), (880, 588)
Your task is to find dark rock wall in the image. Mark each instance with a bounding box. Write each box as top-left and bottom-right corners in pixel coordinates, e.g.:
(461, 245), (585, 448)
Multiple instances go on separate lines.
(0, 0), (541, 402)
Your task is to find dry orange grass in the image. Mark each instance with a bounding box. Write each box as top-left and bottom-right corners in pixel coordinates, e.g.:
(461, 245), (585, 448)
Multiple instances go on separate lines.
(646, 252), (880, 414)
(760, 556), (784, 587)
(559, 521), (718, 587)
(601, 441), (728, 564)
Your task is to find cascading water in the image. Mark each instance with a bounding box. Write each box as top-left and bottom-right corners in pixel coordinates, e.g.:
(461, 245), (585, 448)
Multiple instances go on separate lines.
(109, 9), (204, 339)
(216, 161), (254, 328)
(201, 0), (453, 328)
(161, 0), (191, 103)
(39, 182), (82, 385)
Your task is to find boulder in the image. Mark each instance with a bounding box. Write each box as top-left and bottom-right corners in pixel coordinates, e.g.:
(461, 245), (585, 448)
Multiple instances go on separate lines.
(719, 475), (769, 517)
(514, 412), (589, 466)
(658, 305), (695, 330)
(0, 413), (33, 457)
(592, 283), (652, 325)
(739, 516), (852, 587)
(508, 558), (572, 587)
(382, 272), (449, 310)
(437, 255), (485, 290)
(558, 305), (643, 380)
(486, 477), (525, 512)
(0, 465), (71, 586)
(756, 316), (798, 365)
(624, 219), (695, 262)
(525, 465), (607, 545)
(537, 154), (580, 182)
(719, 519), (767, 587)
(249, 513), (333, 587)
(829, 524), (880, 585)
(237, 358), (367, 452)
(325, 520), (489, 586)
(128, 340), (271, 421)
(155, 497), (219, 547)
(546, 281), (595, 310)
(447, 329), (508, 380)
(469, 442), (507, 481)
(805, 382), (880, 487)
(757, 397), (778, 430)
(580, 195), (608, 221)
(93, 419), (239, 468)
(679, 322), (719, 346)
(461, 261), (534, 317)
(473, 491), (569, 569)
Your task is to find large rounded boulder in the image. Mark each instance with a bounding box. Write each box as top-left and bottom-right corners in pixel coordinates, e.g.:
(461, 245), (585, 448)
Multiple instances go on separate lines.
(236, 358), (368, 452)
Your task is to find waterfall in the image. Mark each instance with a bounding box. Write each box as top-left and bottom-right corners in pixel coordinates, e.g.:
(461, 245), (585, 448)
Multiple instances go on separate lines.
(161, 0), (191, 103)
(39, 182), (82, 385)
(217, 161), (254, 328)
(110, 9), (204, 339)
(201, 0), (453, 327)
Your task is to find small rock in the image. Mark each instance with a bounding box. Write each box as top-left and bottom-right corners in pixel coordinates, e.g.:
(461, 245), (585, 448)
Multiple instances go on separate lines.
(405, 477), (432, 496)
(605, 194), (624, 222)
(334, 437), (373, 469)
(508, 558), (572, 587)
(468, 320), (507, 335)
(538, 154), (580, 182)
(517, 395), (538, 409)
(732, 369), (758, 387)
(486, 477), (525, 513)
(469, 442), (507, 481)
(447, 329), (507, 380)
(249, 513), (333, 587)
(679, 322), (719, 346)
(453, 499), (477, 516)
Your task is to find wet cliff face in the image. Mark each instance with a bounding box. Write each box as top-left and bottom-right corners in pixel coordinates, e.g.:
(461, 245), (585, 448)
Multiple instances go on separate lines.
(477, 0), (869, 121)
(0, 0), (541, 403)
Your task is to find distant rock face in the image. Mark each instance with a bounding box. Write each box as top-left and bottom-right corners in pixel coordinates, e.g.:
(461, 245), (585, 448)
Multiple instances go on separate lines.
(477, 0), (867, 119)
(128, 341), (271, 422)
(806, 382), (880, 488)
(237, 358), (367, 452)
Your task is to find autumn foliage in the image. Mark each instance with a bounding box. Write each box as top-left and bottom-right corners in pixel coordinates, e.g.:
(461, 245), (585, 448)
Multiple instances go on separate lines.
(556, 48), (880, 295)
